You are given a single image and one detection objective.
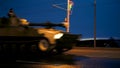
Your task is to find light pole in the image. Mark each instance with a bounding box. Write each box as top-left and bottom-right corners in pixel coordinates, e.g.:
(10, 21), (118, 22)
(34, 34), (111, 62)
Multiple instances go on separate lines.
(94, 0), (96, 47)
(66, 0), (70, 32)
(52, 0), (73, 32)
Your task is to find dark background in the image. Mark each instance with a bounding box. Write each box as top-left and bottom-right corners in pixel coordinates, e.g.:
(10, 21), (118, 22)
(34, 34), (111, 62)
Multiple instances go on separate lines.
(0, 0), (120, 38)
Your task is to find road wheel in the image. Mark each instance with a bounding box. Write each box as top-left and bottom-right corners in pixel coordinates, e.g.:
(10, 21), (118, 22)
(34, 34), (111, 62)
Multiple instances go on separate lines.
(37, 39), (50, 52)
(19, 44), (26, 52)
(31, 44), (37, 53)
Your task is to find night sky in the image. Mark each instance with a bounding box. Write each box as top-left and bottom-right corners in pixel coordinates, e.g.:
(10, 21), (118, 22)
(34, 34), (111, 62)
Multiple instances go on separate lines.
(0, 0), (120, 38)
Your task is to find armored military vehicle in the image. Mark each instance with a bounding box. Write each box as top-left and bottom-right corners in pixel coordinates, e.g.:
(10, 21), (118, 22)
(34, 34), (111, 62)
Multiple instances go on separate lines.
(0, 9), (80, 55)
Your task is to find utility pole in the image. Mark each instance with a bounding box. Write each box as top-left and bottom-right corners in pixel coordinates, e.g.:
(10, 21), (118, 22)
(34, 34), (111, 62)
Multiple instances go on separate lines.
(53, 0), (72, 32)
(94, 0), (96, 47)
(66, 0), (70, 32)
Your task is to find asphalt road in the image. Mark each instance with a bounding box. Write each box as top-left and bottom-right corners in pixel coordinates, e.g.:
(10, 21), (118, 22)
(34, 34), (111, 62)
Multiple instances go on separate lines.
(65, 47), (120, 58)
(0, 47), (120, 68)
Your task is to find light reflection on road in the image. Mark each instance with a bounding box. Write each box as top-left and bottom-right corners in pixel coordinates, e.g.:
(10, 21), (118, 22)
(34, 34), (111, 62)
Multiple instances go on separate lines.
(16, 53), (120, 68)
(22, 64), (80, 68)
(1, 47), (120, 68)
(16, 54), (84, 68)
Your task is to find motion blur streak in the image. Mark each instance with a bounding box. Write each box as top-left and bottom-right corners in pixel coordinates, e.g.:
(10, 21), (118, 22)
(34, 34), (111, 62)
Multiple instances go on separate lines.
(23, 65), (81, 68)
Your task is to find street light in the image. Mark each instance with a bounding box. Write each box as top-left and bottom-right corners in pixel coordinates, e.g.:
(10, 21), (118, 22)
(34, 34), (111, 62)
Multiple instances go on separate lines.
(94, 0), (96, 47)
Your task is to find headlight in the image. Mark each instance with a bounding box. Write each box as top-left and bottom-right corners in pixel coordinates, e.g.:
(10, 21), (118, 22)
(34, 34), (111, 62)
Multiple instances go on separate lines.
(54, 33), (64, 39)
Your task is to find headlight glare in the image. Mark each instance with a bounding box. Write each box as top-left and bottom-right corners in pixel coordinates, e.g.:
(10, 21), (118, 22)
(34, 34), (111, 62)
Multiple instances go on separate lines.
(54, 33), (63, 39)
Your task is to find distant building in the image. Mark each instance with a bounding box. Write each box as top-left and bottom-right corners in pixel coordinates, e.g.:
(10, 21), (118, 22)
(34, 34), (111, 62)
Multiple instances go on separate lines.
(76, 37), (120, 47)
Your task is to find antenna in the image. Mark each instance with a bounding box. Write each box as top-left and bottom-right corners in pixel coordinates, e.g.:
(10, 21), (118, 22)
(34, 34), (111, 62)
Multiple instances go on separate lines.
(52, 3), (67, 11)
